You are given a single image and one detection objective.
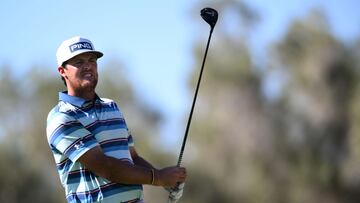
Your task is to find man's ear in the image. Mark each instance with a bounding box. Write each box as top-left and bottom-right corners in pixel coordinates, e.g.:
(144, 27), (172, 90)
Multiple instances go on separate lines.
(58, 66), (66, 77)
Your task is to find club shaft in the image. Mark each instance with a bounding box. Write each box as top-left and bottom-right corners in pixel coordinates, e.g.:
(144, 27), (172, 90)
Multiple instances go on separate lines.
(177, 27), (214, 167)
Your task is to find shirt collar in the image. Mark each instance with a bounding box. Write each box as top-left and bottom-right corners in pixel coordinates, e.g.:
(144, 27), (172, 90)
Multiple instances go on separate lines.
(59, 91), (102, 107)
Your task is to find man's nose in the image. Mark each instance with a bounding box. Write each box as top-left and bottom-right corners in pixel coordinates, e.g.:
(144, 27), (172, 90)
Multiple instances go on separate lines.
(82, 61), (93, 70)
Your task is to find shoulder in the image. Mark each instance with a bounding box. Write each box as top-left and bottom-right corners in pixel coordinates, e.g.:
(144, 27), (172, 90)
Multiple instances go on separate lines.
(100, 97), (114, 103)
(100, 97), (116, 106)
(99, 97), (121, 110)
(99, 97), (126, 118)
(47, 102), (78, 122)
(47, 105), (68, 123)
(46, 103), (78, 137)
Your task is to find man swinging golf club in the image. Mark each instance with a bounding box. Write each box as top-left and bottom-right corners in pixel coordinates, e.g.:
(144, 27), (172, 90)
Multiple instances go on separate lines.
(46, 36), (186, 203)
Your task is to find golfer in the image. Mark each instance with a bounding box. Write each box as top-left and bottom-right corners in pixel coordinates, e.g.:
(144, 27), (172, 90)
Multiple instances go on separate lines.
(46, 36), (186, 203)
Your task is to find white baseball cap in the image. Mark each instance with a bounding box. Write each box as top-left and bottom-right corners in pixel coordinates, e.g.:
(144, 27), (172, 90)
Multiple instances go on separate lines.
(56, 36), (103, 67)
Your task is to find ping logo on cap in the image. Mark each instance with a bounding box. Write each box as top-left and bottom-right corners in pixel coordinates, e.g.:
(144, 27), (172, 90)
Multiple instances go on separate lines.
(69, 42), (93, 53)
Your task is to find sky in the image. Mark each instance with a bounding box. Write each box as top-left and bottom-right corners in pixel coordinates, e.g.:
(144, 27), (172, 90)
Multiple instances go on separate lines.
(1, 0), (359, 148)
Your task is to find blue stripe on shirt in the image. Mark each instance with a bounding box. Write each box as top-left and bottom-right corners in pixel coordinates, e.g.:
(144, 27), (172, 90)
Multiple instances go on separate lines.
(86, 118), (126, 134)
(64, 102), (120, 120)
(50, 121), (83, 146)
(67, 169), (96, 184)
(63, 134), (97, 160)
(66, 183), (143, 203)
(101, 139), (129, 153)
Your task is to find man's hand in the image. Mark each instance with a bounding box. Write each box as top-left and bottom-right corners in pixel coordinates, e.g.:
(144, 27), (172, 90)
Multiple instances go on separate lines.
(167, 182), (185, 203)
(154, 167), (186, 188)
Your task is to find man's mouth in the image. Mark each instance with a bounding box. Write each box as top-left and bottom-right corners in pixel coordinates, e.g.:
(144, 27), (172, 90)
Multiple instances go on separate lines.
(82, 72), (94, 79)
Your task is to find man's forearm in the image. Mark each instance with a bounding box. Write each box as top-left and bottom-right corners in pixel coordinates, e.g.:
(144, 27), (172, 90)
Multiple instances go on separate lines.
(133, 155), (156, 169)
(102, 155), (154, 185)
(79, 146), (184, 187)
(78, 146), (154, 185)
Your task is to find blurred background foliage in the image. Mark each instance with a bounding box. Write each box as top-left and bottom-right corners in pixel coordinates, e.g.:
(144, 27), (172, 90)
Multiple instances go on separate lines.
(1, 0), (360, 203)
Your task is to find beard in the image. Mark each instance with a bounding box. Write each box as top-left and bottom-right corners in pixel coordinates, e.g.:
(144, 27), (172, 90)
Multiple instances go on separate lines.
(66, 72), (98, 97)
(80, 74), (98, 91)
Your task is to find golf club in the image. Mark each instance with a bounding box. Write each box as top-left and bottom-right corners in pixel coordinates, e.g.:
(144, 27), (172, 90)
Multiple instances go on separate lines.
(177, 7), (218, 168)
(167, 7), (218, 202)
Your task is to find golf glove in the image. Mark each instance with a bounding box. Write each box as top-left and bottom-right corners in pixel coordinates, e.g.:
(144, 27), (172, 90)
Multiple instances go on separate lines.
(166, 182), (185, 203)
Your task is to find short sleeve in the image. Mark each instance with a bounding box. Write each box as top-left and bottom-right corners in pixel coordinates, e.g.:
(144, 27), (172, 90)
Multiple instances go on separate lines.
(47, 113), (99, 162)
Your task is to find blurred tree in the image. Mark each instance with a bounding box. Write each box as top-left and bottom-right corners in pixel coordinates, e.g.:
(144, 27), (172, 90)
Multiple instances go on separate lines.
(181, 2), (360, 203)
(342, 38), (360, 194)
(270, 9), (360, 203)
(0, 65), (64, 202)
(182, 1), (277, 203)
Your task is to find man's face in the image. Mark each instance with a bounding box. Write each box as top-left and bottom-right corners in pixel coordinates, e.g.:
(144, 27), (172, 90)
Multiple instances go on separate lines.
(59, 52), (98, 92)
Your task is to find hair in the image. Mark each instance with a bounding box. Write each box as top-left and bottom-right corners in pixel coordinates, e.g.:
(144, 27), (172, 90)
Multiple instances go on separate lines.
(61, 62), (67, 86)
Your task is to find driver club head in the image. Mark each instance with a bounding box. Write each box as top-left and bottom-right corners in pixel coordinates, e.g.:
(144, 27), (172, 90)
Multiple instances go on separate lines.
(200, 7), (218, 29)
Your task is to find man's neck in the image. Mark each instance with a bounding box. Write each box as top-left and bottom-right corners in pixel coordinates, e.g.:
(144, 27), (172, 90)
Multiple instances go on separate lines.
(67, 88), (96, 101)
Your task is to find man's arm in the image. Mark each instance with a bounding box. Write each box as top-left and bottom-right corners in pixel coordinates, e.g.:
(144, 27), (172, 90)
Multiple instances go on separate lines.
(78, 145), (186, 188)
(130, 146), (156, 169)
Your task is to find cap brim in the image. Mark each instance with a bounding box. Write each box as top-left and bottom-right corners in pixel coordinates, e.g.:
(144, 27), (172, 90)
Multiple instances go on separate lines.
(62, 50), (103, 66)
(78, 50), (103, 59)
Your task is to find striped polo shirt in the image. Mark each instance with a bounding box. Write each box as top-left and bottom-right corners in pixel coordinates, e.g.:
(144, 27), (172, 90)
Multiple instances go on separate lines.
(46, 92), (143, 203)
